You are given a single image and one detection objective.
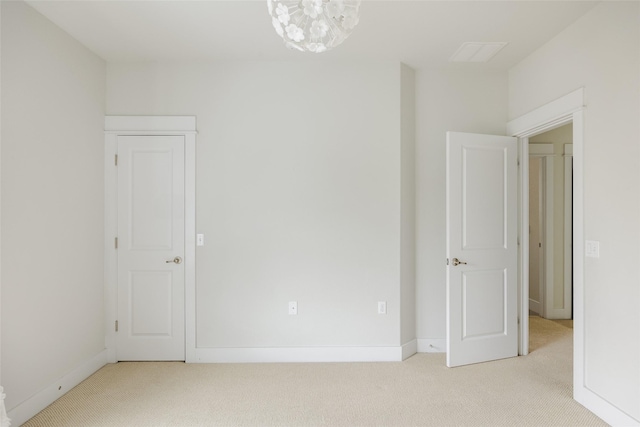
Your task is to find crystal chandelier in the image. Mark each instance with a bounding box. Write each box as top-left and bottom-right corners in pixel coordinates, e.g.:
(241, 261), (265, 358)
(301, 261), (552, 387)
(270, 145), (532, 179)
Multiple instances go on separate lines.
(267, 0), (362, 53)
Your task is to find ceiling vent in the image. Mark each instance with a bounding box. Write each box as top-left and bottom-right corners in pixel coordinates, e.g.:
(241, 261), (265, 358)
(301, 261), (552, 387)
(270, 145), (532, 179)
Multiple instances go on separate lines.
(449, 42), (508, 63)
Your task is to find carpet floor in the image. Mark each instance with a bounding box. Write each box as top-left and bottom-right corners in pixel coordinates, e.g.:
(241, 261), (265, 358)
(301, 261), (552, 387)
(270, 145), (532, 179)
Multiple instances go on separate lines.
(22, 316), (606, 426)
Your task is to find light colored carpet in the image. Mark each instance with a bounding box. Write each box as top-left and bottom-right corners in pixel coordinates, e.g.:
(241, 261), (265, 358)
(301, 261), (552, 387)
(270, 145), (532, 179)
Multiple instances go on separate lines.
(23, 317), (606, 426)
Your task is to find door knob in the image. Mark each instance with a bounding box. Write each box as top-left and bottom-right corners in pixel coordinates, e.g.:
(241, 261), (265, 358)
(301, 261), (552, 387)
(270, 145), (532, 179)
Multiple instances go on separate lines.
(166, 256), (182, 264)
(452, 258), (467, 266)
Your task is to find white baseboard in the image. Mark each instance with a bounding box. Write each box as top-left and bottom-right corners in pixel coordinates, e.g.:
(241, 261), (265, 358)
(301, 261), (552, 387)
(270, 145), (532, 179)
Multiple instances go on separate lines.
(401, 339), (417, 360)
(575, 384), (640, 426)
(7, 349), (108, 426)
(190, 346), (405, 363)
(417, 339), (446, 353)
(545, 308), (572, 320)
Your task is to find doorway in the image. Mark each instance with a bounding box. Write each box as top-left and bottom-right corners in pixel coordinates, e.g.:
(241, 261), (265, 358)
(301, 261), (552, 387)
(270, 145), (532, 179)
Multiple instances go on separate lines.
(528, 124), (573, 321)
(104, 116), (197, 363)
(528, 155), (546, 316)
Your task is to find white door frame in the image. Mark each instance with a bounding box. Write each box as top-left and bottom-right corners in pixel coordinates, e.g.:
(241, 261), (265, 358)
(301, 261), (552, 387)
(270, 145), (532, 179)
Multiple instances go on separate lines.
(104, 116), (197, 363)
(506, 87), (583, 360)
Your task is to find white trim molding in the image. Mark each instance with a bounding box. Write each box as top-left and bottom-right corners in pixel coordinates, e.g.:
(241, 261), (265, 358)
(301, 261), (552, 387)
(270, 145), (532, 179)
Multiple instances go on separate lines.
(7, 350), (107, 426)
(506, 88), (584, 137)
(192, 346), (407, 363)
(574, 387), (640, 426)
(105, 116), (196, 133)
(104, 116), (197, 363)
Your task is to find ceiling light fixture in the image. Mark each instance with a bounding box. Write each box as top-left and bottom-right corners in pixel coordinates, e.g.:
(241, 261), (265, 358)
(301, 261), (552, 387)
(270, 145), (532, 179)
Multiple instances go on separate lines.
(267, 0), (362, 53)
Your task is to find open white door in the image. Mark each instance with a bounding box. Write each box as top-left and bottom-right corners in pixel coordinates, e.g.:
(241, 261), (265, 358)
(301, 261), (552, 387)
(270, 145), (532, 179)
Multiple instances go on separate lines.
(446, 132), (518, 367)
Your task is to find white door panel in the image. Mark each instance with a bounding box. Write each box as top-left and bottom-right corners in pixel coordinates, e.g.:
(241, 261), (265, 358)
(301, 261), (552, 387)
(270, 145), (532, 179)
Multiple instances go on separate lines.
(117, 135), (185, 361)
(446, 132), (518, 367)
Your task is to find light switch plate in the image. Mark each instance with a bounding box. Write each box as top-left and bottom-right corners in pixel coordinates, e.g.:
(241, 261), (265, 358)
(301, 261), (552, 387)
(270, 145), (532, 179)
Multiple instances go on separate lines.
(585, 240), (600, 258)
(196, 234), (204, 246)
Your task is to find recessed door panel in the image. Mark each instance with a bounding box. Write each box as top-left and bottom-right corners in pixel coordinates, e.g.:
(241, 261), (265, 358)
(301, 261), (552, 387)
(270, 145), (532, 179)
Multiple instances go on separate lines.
(130, 271), (173, 336)
(462, 269), (506, 339)
(130, 150), (174, 250)
(462, 147), (507, 250)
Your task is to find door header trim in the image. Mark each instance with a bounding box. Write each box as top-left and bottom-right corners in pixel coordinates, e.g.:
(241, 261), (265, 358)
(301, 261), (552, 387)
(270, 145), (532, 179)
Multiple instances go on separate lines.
(105, 116), (196, 133)
(507, 88), (584, 138)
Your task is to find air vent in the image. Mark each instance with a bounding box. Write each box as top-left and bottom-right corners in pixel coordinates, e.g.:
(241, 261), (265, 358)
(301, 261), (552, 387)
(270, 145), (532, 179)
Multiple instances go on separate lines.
(450, 42), (508, 63)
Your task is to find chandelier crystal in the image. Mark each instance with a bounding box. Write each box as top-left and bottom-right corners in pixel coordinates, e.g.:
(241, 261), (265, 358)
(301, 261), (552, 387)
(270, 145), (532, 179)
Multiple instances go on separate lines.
(267, 0), (362, 53)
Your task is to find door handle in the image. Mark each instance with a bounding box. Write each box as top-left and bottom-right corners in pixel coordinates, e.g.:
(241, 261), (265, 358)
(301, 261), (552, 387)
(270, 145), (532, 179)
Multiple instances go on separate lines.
(452, 258), (467, 266)
(166, 256), (182, 264)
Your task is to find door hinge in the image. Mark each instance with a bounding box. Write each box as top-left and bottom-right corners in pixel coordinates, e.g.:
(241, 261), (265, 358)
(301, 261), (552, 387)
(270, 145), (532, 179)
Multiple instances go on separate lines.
(115, 237), (118, 249)
(115, 154), (118, 166)
(446, 258), (449, 265)
(517, 158), (520, 167)
(115, 320), (119, 332)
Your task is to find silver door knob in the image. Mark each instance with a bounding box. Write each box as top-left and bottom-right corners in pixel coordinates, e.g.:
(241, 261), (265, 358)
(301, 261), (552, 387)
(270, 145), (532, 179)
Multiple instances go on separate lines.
(452, 258), (467, 266)
(166, 256), (182, 264)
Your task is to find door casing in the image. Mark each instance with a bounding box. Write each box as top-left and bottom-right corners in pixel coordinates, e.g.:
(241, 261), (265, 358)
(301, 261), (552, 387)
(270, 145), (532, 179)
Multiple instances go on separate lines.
(506, 88), (583, 362)
(104, 116), (196, 363)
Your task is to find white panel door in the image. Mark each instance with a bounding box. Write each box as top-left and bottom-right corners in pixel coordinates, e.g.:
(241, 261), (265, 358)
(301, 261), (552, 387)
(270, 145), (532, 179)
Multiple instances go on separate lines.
(446, 132), (518, 367)
(117, 135), (185, 361)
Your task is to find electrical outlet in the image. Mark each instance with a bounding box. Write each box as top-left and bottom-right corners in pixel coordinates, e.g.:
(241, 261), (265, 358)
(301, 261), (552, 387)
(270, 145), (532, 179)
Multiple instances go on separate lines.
(378, 301), (387, 315)
(288, 301), (298, 315)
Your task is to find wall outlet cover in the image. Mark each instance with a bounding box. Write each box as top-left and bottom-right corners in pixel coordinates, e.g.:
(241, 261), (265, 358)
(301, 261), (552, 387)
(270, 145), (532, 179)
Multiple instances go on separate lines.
(288, 301), (298, 315)
(378, 301), (387, 315)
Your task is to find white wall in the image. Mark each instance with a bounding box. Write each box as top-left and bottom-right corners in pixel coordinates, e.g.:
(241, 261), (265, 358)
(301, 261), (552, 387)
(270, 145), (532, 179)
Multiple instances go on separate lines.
(510, 2), (640, 422)
(415, 67), (508, 345)
(1, 0), (106, 414)
(107, 61), (410, 352)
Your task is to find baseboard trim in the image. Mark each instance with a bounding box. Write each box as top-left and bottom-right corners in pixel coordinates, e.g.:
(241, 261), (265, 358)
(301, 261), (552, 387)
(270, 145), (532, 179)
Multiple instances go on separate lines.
(401, 339), (417, 360)
(575, 384), (640, 426)
(545, 309), (572, 320)
(417, 339), (446, 353)
(191, 346), (404, 363)
(7, 349), (108, 426)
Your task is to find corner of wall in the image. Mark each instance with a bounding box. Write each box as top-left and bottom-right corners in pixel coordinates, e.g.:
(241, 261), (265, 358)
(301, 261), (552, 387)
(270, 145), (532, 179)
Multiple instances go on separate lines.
(400, 63), (417, 345)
